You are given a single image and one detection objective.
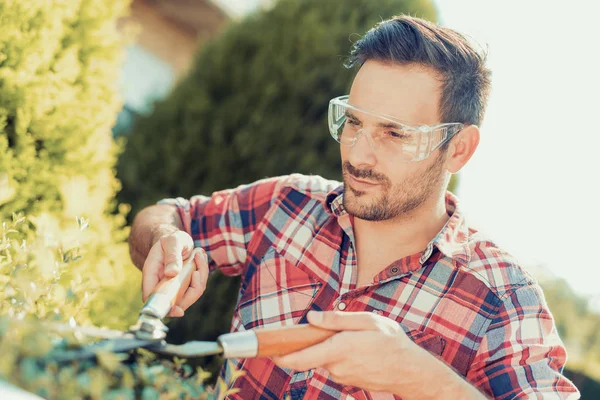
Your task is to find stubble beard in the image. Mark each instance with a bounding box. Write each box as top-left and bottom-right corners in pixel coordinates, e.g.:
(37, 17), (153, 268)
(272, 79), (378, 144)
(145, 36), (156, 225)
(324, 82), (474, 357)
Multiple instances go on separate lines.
(342, 152), (446, 222)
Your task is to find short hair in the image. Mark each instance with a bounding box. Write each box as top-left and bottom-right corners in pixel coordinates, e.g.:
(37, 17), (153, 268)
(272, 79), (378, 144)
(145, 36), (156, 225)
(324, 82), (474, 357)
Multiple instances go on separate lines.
(346, 15), (492, 131)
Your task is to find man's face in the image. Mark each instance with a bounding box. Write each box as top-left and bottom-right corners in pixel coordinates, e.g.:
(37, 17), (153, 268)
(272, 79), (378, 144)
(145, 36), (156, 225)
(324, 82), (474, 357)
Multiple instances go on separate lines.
(341, 60), (449, 221)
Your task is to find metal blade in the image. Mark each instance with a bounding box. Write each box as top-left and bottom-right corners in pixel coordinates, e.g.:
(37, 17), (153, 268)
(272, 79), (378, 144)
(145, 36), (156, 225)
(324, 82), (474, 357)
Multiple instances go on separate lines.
(47, 337), (160, 363)
(47, 322), (129, 340)
(129, 314), (168, 341)
(44, 322), (223, 361)
(146, 341), (223, 358)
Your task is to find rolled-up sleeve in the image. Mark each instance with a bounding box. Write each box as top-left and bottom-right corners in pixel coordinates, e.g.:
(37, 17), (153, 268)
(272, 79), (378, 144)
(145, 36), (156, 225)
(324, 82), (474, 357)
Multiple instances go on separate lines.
(466, 283), (581, 399)
(157, 176), (284, 276)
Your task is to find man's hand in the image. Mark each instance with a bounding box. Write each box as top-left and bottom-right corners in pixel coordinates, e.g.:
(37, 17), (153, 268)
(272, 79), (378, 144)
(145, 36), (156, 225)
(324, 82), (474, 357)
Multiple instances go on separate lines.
(141, 230), (209, 317)
(273, 311), (414, 392)
(272, 311), (485, 399)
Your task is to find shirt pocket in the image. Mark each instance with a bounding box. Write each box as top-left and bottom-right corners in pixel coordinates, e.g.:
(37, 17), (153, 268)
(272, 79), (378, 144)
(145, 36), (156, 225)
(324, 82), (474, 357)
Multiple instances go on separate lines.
(406, 329), (446, 357)
(237, 247), (321, 329)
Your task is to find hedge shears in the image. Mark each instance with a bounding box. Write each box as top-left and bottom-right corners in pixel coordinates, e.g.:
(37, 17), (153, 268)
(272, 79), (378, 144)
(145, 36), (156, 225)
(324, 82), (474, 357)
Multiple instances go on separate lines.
(47, 249), (336, 362)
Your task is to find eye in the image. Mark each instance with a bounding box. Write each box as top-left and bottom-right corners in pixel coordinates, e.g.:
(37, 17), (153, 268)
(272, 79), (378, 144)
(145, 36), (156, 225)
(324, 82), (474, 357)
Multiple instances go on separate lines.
(386, 130), (408, 139)
(347, 118), (361, 126)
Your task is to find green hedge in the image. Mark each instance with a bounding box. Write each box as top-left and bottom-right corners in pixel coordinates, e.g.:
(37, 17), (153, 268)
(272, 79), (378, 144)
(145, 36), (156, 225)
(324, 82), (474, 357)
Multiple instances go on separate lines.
(0, 0), (218, 397)
(0, 215), (217, 399)
(0, 0), (141, 331)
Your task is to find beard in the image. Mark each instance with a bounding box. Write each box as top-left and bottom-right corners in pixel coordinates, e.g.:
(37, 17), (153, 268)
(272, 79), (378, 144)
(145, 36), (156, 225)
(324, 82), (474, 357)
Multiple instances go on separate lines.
(342, 152), (447, 221)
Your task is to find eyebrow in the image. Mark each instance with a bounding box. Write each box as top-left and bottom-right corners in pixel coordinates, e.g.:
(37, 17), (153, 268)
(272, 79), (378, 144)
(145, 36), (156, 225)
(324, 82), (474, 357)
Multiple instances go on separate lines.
(345, 110), (404, 130)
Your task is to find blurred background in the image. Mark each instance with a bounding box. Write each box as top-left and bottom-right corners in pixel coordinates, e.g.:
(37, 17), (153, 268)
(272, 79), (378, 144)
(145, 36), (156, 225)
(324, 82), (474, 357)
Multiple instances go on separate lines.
(1, 0), (598, 397)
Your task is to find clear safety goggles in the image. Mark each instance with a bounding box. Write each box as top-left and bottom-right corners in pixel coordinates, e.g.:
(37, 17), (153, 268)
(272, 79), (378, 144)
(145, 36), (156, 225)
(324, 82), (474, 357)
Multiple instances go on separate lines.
(328, 95), (464, 162)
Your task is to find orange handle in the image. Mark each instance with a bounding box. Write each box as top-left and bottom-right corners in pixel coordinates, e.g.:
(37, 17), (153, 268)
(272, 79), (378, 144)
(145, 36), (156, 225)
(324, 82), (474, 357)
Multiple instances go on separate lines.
(255, 324), (337, 357)
(140, 248), (201, 319)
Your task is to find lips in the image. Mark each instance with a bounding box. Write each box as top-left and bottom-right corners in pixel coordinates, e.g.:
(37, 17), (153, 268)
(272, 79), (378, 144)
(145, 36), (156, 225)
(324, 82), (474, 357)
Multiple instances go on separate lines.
(347, 174), (379, 190)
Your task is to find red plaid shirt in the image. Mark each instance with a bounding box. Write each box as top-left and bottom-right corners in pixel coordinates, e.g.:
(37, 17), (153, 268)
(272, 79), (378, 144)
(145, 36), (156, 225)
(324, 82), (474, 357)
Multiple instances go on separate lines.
(160, 174), (580, 400)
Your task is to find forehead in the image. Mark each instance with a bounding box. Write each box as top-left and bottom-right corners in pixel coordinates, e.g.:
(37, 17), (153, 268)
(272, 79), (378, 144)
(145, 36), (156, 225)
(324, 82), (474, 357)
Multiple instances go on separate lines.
(348, 60), (442, 125)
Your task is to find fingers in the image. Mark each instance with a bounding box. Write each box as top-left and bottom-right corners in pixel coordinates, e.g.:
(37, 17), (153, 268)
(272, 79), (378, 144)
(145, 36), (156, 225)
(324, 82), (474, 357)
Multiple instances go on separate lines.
(307, 311), (397, 333)
(141, 230), (204, 315)
(141, 230), (196, 303)
(142, 243), (165, 301)
(175, 251), (209, 312)
(197, 249), (210, 288)
(168, 305), (185, 318)
(162, 234), (185, 277)
(274, 333), (343, 371)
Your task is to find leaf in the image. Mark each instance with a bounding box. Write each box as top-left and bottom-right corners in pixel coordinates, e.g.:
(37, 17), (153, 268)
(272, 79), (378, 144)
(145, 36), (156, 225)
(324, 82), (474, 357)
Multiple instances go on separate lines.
(11, 212), (25, 225)
(19, 357), (42, 383)
(103, 388), (136, 400)
(230, 368), (246, 381)
(195, 366), (211, 385)
(141, 386), (160, 400)
(96, 350), (127, 373)
(121, 368), (135, 389)
(216, 377), (229, 400)
(136, 347), (157, 363)
(222, 388), (241, 396)
(76, 371), (91, 389)
(173, 356), (187, 368)
(75, 216), (89, 231)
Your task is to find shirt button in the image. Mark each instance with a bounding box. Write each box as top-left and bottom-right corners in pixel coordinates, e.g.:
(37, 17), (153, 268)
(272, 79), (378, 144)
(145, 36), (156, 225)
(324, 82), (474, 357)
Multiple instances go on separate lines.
(390, 266), (400, 274)
(337, 302), (347, 311)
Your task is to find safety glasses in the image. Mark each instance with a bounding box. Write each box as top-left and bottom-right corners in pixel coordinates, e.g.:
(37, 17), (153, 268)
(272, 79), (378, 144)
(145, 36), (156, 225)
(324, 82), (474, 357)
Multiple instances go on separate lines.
(328, 95), (464, 162)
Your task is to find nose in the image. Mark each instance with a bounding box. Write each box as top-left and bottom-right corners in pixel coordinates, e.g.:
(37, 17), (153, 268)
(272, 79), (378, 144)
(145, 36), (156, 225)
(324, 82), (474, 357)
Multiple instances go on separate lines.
(346, 128), (377, 167)
(353, 129), (377, 152)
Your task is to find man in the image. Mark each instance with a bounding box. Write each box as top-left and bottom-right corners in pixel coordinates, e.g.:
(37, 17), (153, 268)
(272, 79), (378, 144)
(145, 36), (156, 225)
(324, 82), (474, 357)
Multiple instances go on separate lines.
(129, 15), (580, 399)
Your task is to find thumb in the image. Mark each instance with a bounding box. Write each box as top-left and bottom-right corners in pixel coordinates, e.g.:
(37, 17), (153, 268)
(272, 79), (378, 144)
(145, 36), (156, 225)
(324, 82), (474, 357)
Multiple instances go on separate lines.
(162, 236), (184, 277)
(307, 310), (381, 331)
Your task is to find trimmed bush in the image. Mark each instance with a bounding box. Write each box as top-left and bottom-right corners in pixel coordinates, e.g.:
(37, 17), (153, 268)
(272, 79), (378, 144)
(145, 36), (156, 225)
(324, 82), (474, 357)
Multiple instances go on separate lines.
(0, 215), (234, 399)
(0, 1), (212, 396)
(0, 0), (141, 330)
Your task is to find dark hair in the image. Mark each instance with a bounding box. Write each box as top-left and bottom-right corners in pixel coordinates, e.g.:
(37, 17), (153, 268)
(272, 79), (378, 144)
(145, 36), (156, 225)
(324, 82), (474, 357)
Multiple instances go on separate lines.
(346, 15), (491, 133)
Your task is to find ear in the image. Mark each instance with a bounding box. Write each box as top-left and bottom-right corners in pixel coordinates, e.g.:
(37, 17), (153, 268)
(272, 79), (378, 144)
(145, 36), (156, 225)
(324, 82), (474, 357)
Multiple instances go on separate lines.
(446, 125), (480, 174)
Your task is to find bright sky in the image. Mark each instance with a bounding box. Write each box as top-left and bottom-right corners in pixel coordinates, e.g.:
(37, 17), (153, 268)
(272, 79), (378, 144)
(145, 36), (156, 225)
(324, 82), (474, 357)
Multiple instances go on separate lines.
(435, 0), (600, 295)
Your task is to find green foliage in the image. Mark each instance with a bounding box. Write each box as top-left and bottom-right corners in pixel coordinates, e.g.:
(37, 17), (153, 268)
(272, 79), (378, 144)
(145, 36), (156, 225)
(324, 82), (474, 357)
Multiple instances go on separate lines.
(117, 0), (437, 382)
(0, 0), (140, 332)
(0, 213), (93, 323)
(533, 274), (600, 397)
(0, 215), (214, 399)
(0, 0), (230, 397)
(564, 369), (600, 400)
(538, 276), (600, 381)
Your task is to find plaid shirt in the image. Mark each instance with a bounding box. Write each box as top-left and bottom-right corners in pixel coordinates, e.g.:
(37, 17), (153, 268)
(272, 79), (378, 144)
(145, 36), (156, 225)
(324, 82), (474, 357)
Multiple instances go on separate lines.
(160, 174), (580, 400)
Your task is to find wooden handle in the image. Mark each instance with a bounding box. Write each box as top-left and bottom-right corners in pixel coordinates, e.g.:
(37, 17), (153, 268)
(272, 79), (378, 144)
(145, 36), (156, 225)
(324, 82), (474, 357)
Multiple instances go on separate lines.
(140, 248), (201, 319)
(255, 324), (337, 357)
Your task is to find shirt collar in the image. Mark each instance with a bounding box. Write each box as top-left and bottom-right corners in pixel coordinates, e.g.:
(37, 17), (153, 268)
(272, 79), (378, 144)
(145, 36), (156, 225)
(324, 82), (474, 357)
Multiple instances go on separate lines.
(324, 187), (471, 268)
(325, 184), (345, 216)
(428, 191), (471, 267)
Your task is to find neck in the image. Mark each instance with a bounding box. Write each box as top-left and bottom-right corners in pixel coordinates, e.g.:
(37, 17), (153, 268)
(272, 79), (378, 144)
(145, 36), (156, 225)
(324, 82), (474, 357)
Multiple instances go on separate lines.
(353, 193), (449, 261)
